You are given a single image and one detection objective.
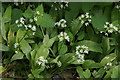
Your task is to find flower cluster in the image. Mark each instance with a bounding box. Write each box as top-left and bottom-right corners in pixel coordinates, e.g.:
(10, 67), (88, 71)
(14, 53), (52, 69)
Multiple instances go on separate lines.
(58, 32), (70, 42)
(36, 56), (48, 66)
(115, 5), (120, 9)
(75, 45), (89, 63)
(79, 13), (92, 26)
(52, 1), (69, 10)
(55, 19), (67, 28)
(15, 17), (37, 35)
(104, 62), (112, 69)
(101, 22), (119, 36)
(14, 43), (19, 53)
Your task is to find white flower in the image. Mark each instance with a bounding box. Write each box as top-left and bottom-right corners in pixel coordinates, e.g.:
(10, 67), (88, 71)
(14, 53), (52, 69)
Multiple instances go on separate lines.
(15, 20), (19, 24)
(104, 57), (109, 59)
(88, 19), (91, 22)
(60, 4), (63, 8)
(36, 56), (48, 66)
(14, 43), (19, 48)
(20, 17), (25, 24)
(28, 24), (32, 28)
(107, 62), (112, 66)
(34, 17), (37, 21)
(15, 51), (18, 53)
(58, 32), (70, 42)
(81, 20), (84, 24)
(55, 7), (57, 10)
(29, 19), (33, 23)
(36, 11), (40, 15)
(32, 32), (35, 35)
(31, 25), (36, 31)
(55, 19), (67, 28)
(81, 14), (85, 18)
(17, 24), (23, 27)
(105, 22), (109, 25)
(85, 22), (89, 26)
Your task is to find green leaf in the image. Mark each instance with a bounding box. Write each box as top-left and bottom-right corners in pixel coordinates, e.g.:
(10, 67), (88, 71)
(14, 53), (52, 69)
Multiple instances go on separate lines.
(23, 7), (33, 18)
(94, 68), (106, 78)
(36, 13), (55, 28)
(3, 6), (12, 23)
(36, 4), (44, 15)
(70, 18), (82, 35)
(78, 40), (102, 53)
(77, 31), (85, 40)
(92, 11), (107, 31)
(58, 43), (68, 55)
(81, 2), (95, 12)
(11, 52), (24, 62)
(20, 39), (31, 59)
(0, 43), (9, 51)
(1, 22), (7, 40)
(35, 45), (49, 60)
(111, 66), (119, 78)
(76, 66), (85, 78)
(83, 69), (91, 78)
(111, 8), (120, 23)
(102, 37), (110, 53)
(16, 29), (25, 42)
(100, 53), (116, 66)
(12, 8), (22, 23)
(0, 66), (5, 74)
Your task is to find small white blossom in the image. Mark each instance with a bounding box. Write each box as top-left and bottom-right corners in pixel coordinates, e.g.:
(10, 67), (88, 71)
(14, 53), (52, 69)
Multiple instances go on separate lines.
(36, 11), (40, 15)
(58, 32), (70, 42)
(55, 19), (67, 28)
(29, 19), (33, 23)
(15, 51), (18, 53)
(14, 43), (19, 48)
(32, 32), (35, 35)
(34, 17), (37, 21)
(31, 25), (36, 31)
(36, 56), (48, 66)
(85, 22), (89, 26)
(15, 20), (19, 24)
(107, 62), (112, 66)
(28, 24), (32, 28)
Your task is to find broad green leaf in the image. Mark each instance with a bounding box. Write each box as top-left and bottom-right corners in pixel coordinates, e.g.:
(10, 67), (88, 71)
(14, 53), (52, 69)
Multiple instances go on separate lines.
(20, 39), (31, 59)
(0, 43), (9, 51)
(35, 45), (49, 60)
(102, 37), (110, 53)
(76, 66), (85, 78)
(111, 8), (120, 23)
(70, 18), (82, 35)
(77, 31), (85, 40)
(65, 10), (79, 25)
(7, 27), (15, 46)
(100, 53), (116, 66)
(111, 66), (119, 78)
(36, 4), (44, 16)
(81, 2), (95, 12)
(58, 43), (68, 55)
(78, 40), (102, 53)
(94, 68), (106, 78)
(82, 60), (95, 69)
(3, 6), (12, 23)
(12, 8), (22, 23)
(92, 11), (107, 31)
(36, 13), (55, 28)
(1, 22), (7, 40)
(0, 66), (5, 74)
(23, 7), (33, 18)
(16, 29), (25, 42)
(69, 3), (81, 11)
(11, 52), (24, 62)
(83, 69), (91, 78)
(43, 35), (56, 48)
